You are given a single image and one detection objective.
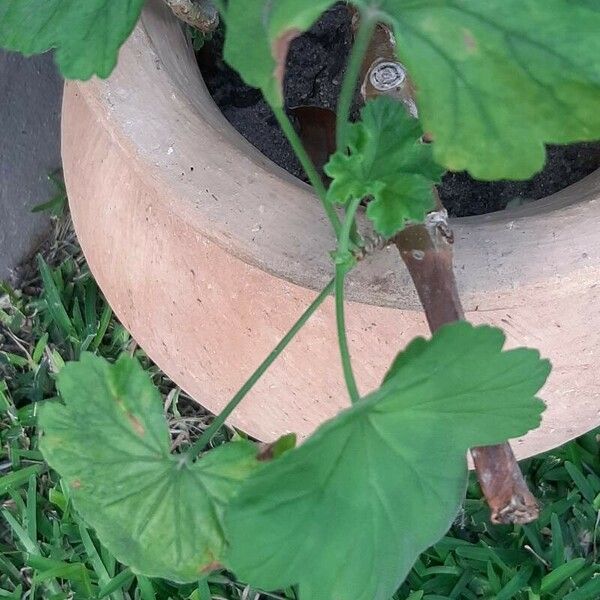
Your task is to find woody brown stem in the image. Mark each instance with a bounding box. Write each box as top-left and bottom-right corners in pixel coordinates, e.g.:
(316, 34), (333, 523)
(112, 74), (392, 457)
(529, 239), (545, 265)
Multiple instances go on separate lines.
(470, 445), (540, 524)
(394, 217), (539, 524)
(290, 106), (337, 183)
(163, 0), (218, 33)
(355, 15), (539, 524)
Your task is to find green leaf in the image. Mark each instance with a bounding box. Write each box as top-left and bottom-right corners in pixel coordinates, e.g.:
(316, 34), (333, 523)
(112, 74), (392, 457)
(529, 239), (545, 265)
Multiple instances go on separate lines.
(352, 0), (600, 179)
(223, 0), (333, 106)
(225, 322), (549, 600)
(39, 353), (260, 582)
(325, 97), (444, 237)
(224, 1), (600, 179)
(0, 0), (146, 79)
(37, 255), (73, 338)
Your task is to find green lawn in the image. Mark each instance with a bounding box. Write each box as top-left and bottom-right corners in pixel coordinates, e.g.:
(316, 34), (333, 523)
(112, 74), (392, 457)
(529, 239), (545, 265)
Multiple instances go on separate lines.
(1, 206), (599, 599)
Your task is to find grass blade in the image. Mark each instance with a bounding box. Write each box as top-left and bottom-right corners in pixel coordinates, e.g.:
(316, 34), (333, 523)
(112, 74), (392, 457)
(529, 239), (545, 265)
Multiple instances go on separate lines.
(0, 465), (43, 497)
(496, 567), (534, 600)
(563, 576), (600, 600)
(98, 568), (134, 599)
(565, 461), (596, 504)
(36, 255), (73, 337)
(26, 473), (38, 542)
(541, 558), (586, 594)
(551, 512), (566, 568)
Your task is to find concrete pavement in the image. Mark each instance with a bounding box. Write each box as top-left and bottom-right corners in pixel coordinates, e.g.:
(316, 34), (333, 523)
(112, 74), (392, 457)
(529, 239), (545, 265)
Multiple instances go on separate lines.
(0, 50), (62, 281)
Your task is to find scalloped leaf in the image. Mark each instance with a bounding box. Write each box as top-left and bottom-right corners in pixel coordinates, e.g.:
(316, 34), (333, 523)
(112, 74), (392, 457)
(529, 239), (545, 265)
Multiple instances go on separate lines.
(225, 322), (550, 600)
(325, 96), (444, 237)
(39, 353), (260, 582)
(0, 0), (146, 79)
(368, 0), (600, 179)
(223, 0), (600, 179)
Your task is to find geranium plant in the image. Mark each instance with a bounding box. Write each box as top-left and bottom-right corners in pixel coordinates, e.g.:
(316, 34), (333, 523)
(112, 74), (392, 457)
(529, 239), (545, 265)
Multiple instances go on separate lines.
(2, 1), (600, 598)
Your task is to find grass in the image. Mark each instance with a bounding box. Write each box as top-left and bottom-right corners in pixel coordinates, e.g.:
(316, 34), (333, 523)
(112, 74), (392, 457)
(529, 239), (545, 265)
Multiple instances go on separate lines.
(1, 202), (600, 599)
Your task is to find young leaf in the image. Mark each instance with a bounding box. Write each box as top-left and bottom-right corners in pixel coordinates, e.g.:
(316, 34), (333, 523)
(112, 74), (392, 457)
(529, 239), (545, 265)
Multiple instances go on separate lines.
(353, 0), (600, 179)
(38, 353), (260, 582)
(0, 0), (146, 79)
(225, 322), (550, 600)
(325, 97), (444, 237)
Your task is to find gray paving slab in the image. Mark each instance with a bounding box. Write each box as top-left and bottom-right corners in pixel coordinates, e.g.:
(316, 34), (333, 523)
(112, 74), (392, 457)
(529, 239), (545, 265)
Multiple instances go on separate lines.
(0, 50), (63, 281)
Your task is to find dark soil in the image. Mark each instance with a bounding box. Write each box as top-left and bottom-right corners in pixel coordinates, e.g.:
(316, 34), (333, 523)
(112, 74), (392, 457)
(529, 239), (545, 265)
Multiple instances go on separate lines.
(198, 6), (600, 217)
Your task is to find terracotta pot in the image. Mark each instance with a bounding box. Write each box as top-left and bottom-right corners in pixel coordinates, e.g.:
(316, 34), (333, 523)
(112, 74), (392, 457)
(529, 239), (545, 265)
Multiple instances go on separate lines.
(62, 0), (600, 459)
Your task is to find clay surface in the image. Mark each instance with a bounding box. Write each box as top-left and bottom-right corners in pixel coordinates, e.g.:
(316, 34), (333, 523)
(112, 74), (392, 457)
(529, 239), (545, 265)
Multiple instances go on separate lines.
(62, 0), (600, 458)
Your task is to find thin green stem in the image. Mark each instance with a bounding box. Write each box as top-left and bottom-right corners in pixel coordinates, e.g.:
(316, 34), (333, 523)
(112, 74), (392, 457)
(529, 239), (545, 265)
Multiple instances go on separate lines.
(335, 266), (359, 404)
(186, 278), (335, 460)
(339, 197), (363, 253)
(335, 11), (375, 247)
(336, 13), (376, 151)
(334, 196), (363, 404)
(272, 106), (342, 238)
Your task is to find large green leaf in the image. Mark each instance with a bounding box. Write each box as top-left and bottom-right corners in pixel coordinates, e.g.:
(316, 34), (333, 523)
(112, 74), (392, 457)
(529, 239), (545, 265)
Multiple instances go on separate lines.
(225, 322), (550, 600)
(0, 0), (146, 79)
(39, 353), (260, 582)
(364, 0), (600, 179)
(224, 0), (600, 179)
(325, 97), (444, 237)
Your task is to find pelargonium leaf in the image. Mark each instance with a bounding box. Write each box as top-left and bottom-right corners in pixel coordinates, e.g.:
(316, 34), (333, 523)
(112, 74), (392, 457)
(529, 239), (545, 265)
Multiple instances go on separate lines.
(325, 96), (444, 237)
(0, 0), (146, 79)
(223, 0), (600, 179)
(361, 0), (600, 180)
(225, 322), (550, 600)
(39, 353), (260, 582)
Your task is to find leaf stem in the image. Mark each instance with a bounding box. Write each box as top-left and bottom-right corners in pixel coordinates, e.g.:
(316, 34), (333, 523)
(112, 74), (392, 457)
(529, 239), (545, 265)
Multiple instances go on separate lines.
(335, 267), (360, 404)
(272, 106), (342, 238)
(336, 12), (376, 151)
(334, 196), (363, 404)
(186, 278), (335, 460)
(335, 9), (375, 247)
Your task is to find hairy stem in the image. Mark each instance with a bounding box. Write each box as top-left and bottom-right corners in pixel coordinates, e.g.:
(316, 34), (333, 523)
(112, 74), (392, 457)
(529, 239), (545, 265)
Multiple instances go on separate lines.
(186, 278), (335, 459)
(273, 106), (342, 238)
(334, 197), (363, 404)
(163, 0), (219, 32)
(335, 266), (359, 404)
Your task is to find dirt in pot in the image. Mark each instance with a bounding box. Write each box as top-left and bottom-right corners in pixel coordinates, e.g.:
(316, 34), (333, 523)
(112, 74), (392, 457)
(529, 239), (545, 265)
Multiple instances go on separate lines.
(197, 5), (600, 218)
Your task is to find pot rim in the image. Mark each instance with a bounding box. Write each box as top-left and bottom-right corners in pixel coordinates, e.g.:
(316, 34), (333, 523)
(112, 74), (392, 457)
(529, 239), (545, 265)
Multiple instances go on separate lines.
(61, 0), (600, 457)
(72, 0), (600, 313)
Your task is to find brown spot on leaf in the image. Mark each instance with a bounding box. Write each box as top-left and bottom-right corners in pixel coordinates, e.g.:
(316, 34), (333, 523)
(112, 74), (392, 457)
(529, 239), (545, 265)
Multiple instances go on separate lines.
(127, 414), (145, 436)
(200, 560), (222, 574)
(71, 479), (82, 489)
(257, 432), (296, 461)
(463, 29), (477, 52)
(116, 398), (145, 436)
(272, 29), (301, 96)
(257, 442), (276, 462)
